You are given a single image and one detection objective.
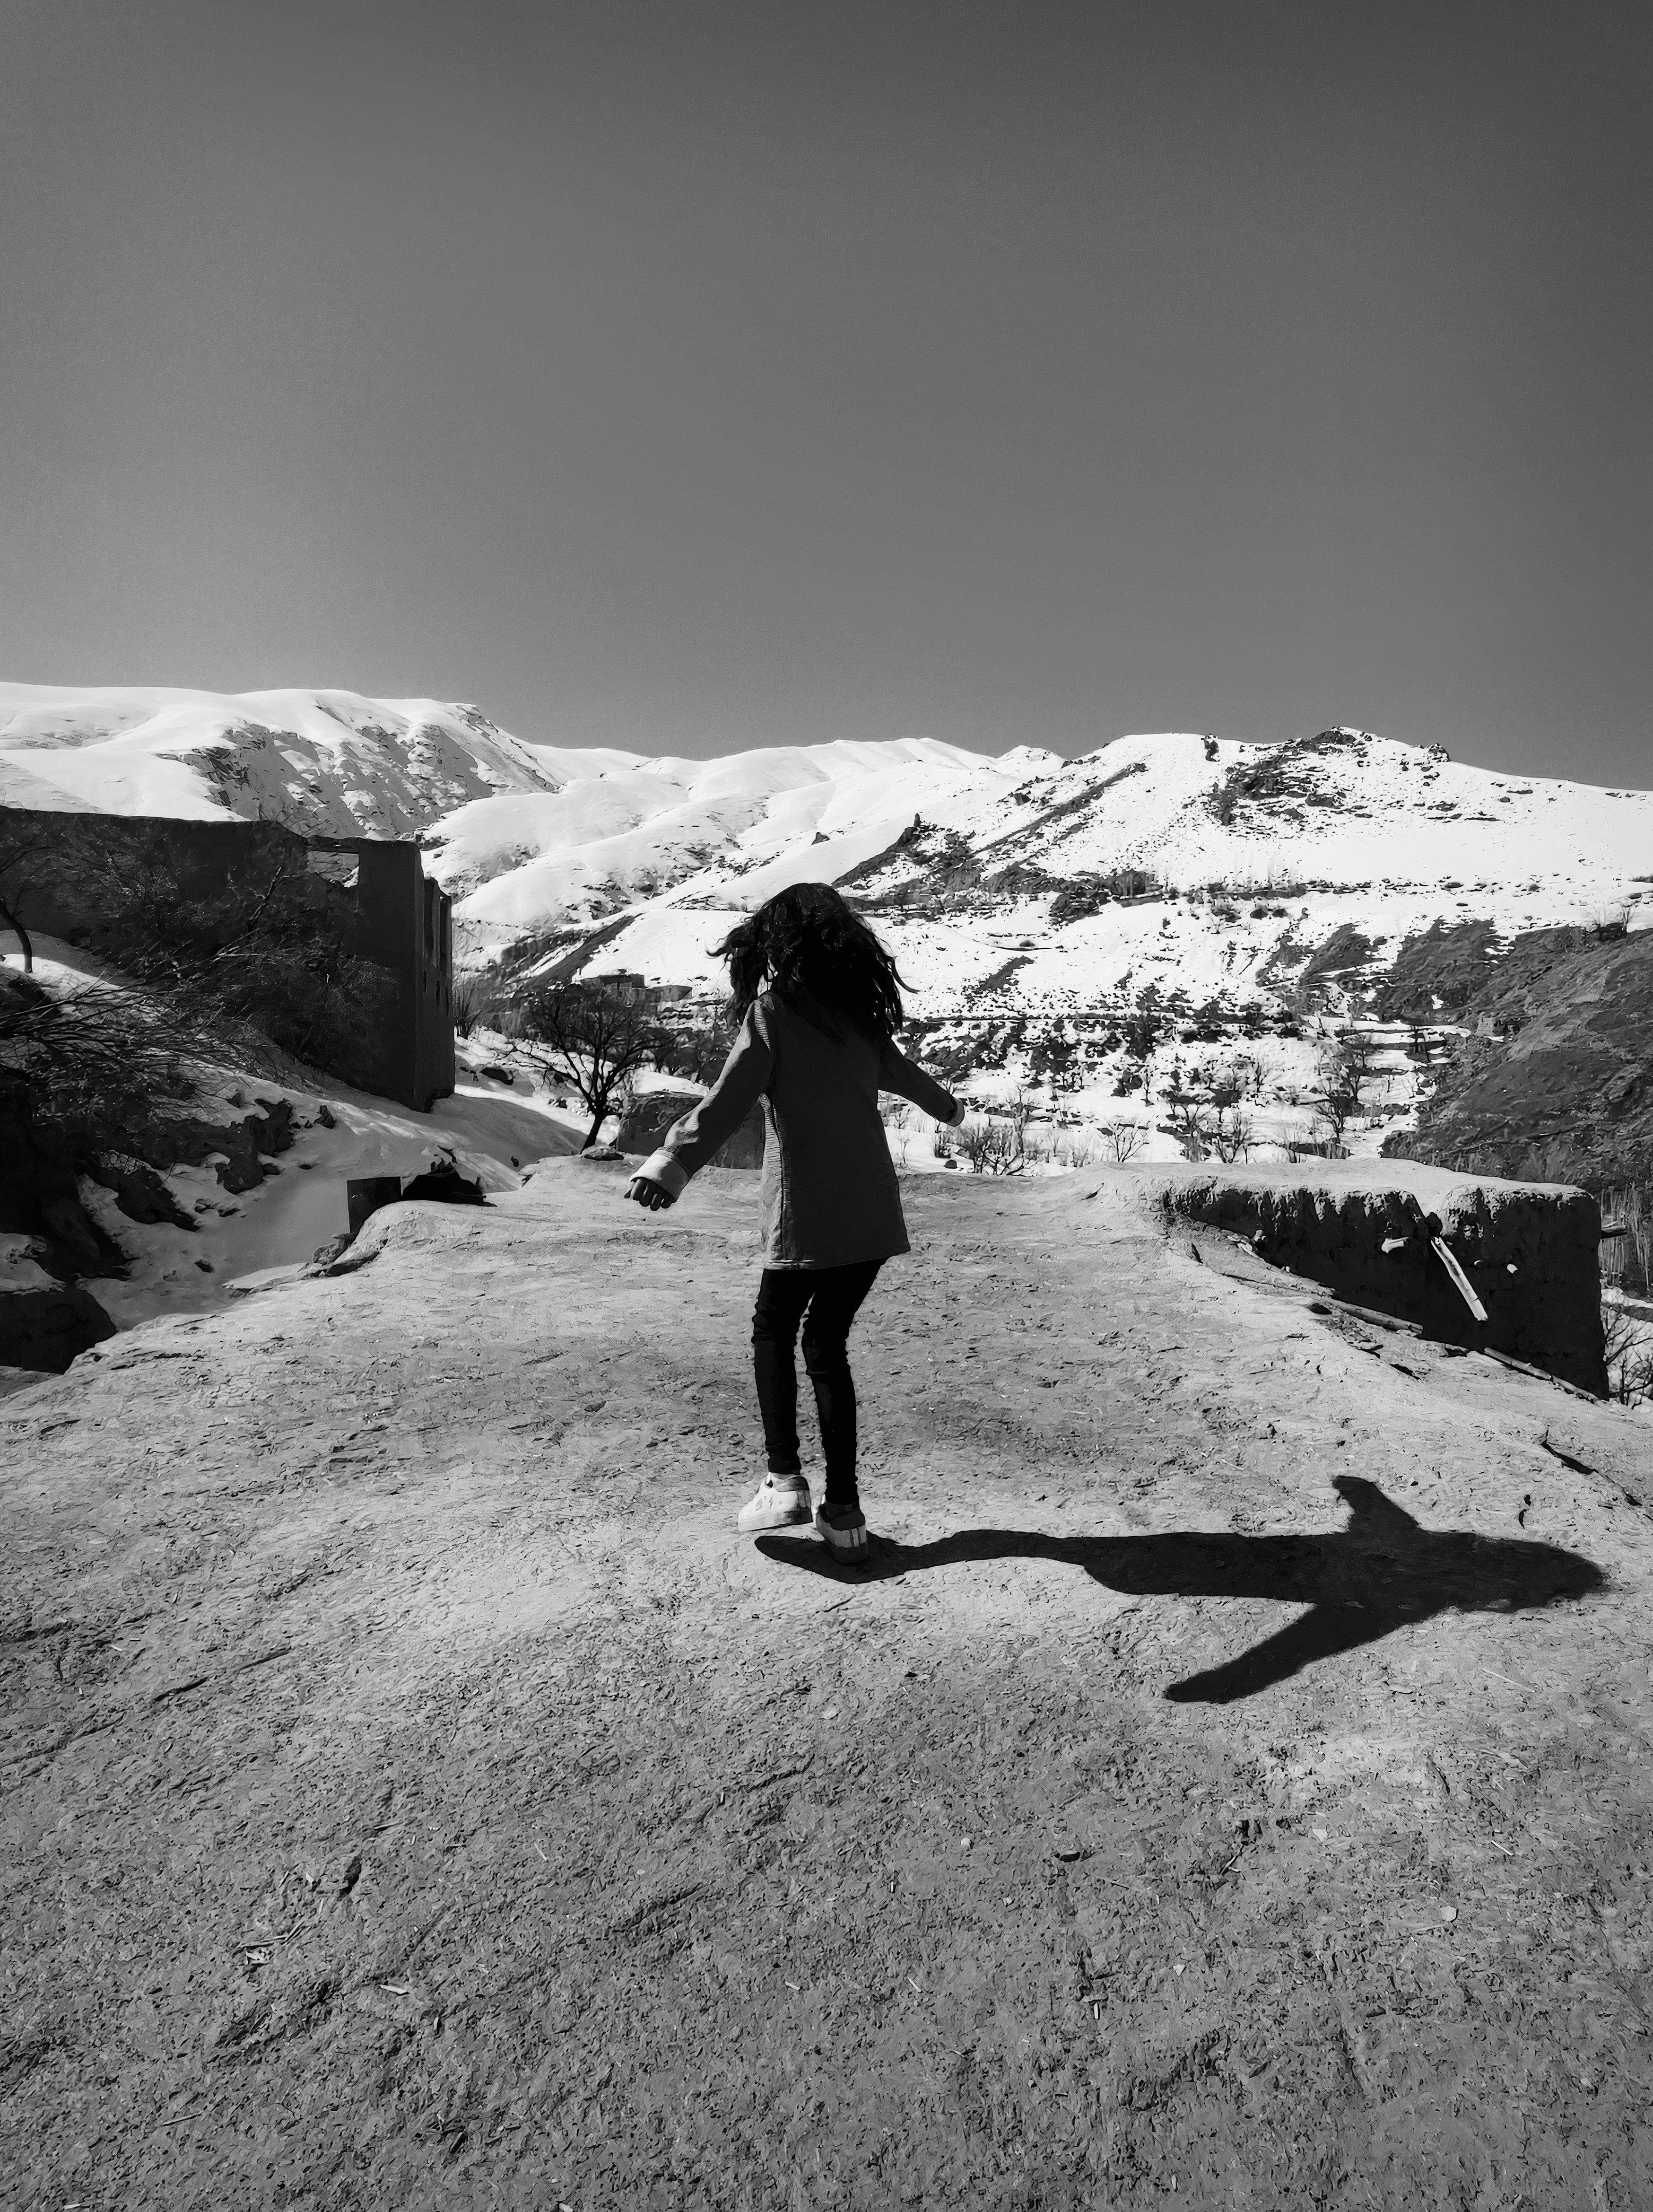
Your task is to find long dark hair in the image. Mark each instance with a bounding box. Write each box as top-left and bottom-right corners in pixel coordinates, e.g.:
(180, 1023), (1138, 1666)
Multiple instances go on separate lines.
(714, 883), (906, 1042)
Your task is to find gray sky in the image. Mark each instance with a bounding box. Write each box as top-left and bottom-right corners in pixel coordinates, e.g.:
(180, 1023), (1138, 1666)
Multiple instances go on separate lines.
(3, 2), (1648, 784)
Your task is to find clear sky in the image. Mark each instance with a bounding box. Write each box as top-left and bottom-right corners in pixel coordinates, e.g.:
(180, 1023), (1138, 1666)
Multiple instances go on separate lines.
(3, 2), (1648, 785)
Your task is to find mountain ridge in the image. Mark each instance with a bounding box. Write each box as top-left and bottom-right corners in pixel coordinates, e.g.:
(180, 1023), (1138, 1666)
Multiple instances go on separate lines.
(0, 682), (557, 835)
(3, 686), (1648, 1044)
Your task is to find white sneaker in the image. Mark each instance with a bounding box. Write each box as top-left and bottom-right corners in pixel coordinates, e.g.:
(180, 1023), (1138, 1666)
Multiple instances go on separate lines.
(737, 1474), (812, 1533)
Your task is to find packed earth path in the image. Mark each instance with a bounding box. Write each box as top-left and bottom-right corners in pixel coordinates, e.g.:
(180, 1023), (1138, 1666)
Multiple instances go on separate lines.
(4, 1158), (1653, 2211)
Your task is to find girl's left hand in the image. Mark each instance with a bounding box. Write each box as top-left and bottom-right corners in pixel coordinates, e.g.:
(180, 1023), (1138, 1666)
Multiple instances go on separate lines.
(626, 1176), (675, 1211)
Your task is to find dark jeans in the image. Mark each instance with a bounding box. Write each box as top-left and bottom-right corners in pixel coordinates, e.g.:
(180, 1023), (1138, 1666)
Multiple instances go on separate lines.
(751, 1261), (882, 1506)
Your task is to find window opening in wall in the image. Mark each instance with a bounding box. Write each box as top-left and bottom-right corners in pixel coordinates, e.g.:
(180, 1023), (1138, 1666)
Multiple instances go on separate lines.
(306, 850), (359, 890)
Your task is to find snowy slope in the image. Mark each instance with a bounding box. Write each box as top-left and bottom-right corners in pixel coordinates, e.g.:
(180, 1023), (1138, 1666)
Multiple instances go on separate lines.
(0, 683), (559, 834)
(452, 727), (1652, 1021)
(432, 736), (1041, 940)
(5, 689), (1648, 1040)
(2, 938), (585, 1339)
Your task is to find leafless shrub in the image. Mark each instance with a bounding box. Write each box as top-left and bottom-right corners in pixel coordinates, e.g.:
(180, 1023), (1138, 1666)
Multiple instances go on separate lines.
(1164, 1098), (1211, 1160)
(1158, 1064), (1214, 1160)
(1602, 1300), (1653, 1405)
(1207, 1106), (1254, 1164)
(1309, 1042), (1366, 1146)
(1335, 1028), (1381, 1085)
(451, 972), (487, 1039)
(0, 968), (207, 1152)
(1096, 1119), (1147, 1163)
(956, 1115), (1026, 1176)
(996, 1085), (1036, 1140)
(1600, 1186), (1651, 1297)
(1285, 1124), (1348, 1162)
(0, 834), (44, 973)
(74, 847), (398, 1087)
(1049, 1128), (1097, 1169)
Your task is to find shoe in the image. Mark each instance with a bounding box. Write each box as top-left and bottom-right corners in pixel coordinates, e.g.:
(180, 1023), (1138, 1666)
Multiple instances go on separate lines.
(737, 1474), (812, 1533)
(815, 1501), (869, 1562)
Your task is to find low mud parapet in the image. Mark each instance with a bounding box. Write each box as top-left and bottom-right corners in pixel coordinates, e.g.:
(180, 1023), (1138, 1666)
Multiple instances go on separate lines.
(1145, 1159), (1606, 1394)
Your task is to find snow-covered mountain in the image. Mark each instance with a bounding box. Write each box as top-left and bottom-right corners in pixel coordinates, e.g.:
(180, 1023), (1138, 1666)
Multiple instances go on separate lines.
(445, 726), (1653, 1023)
(4, 689), (1648, 1041)
(0, 683), (559, 836)
(429, 735), (1050, 937)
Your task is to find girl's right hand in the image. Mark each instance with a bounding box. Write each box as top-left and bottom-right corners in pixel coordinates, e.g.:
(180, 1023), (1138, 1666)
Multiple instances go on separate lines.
(626, 1176), (675, 1211)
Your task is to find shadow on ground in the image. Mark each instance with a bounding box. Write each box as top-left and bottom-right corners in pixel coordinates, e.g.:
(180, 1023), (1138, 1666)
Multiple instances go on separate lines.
(757, 1476), (1604, 1702)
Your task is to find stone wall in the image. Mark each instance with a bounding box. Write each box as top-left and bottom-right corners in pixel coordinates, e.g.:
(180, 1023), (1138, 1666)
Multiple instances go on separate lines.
(0, 806), (454, 1110)
(1147, 1159), (1606, 1393)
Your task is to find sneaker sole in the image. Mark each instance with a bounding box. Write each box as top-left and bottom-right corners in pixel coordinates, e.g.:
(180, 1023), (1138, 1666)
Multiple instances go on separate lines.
(815, 1512), (870, 1562)
(737, 1504), (813, 1534)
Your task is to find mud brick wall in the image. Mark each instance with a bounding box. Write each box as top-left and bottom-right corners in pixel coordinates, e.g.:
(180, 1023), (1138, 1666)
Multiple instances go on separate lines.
(616, 1088), (766, 1169)
(1152, 1162), (1606, 1394)
(0, 806), (453, 1110)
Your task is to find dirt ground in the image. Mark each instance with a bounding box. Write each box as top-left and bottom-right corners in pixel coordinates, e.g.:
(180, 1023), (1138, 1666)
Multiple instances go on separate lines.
(4, 1157), (1653, 2210)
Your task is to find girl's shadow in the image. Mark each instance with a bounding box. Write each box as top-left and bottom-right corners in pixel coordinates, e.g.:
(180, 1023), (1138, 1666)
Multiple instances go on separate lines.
(755, 1476), (1603, 1702)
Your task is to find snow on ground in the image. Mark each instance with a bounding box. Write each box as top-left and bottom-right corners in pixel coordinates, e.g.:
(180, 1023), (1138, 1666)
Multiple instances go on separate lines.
(4, 947), (584, 1331)
(79, 1070), (586, 1331)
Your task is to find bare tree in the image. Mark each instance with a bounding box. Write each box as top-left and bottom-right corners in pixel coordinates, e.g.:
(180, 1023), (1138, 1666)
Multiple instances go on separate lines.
(1602, 1303), (1653, 1405)
(512, 981), (664, 1149)
(1163, 1098), (1213, 1160)
(1159, 1062), (1213, 1160)
(0, 965), (204, 1149)
(1097, 1119), (1146, 1163)
(451, 972), (486, 1040)
(956, 1116), (1026, 1176)
(1310, 1039), (1370, 1149)
(1335, 1029), (1380, 1091)
(0, 836), (43, 973)
(1310, 1087), (1351, 1150)
(1207, 1105), (1253, 1163)
(1002, 1084), (1036, 1144)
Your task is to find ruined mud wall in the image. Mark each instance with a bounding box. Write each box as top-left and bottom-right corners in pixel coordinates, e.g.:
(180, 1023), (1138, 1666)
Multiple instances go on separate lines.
(1149, 1161), (1606, 1394)
(344, 839), (456, 1110)
(616, 1088), (765, 1169)
(0, 806), (453, 1110)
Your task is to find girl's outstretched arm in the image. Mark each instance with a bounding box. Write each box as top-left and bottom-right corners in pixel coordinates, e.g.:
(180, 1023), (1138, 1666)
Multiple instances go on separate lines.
(626, 1005), (776, 1207)
(877, 1038), (966, 1126)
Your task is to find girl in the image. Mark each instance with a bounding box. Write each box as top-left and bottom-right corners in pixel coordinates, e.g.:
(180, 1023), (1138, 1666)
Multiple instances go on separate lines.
(625, 883), (965, 1559)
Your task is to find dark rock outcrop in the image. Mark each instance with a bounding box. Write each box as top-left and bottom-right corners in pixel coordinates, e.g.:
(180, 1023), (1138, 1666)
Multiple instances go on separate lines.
(116, 1097), (296, 1193)
(0, 1071), (122, 1280)
(1390, 929), (1653, 1189)
(0, 1281), (116, 1372)
(90, 1153), (196, 1228)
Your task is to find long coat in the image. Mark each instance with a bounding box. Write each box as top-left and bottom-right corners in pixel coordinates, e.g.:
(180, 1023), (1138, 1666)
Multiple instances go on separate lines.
(635, 990), (960, 1268)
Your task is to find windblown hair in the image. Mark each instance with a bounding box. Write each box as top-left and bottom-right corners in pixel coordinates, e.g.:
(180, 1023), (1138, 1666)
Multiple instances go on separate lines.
(715, 883), (906, 1042)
